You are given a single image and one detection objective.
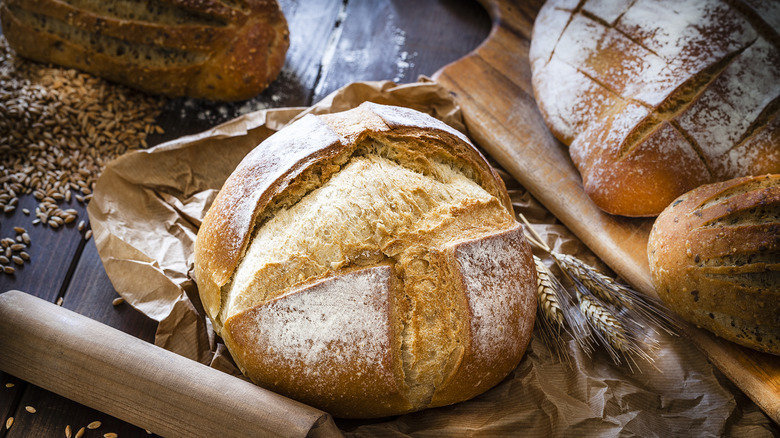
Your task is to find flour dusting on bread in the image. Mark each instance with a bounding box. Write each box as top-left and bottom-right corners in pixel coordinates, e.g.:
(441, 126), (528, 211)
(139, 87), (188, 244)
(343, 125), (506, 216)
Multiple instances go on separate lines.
(531, 0), (780, 216)
(194, 102), (537, 418)
(235, 266), (395, 378)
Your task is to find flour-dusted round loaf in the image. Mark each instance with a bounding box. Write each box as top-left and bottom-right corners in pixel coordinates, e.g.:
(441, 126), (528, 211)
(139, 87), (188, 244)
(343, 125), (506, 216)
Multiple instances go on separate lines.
(530, 0), (780, 217)
(648, 174), (780, 355)
(194, 102), (537, 418)
(0, 0), (289, 101)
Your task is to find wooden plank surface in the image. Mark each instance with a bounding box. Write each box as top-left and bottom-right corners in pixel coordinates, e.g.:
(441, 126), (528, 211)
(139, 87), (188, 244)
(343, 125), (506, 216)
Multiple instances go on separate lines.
(433, 0), (780, 425)
(0, 1), (491, 436)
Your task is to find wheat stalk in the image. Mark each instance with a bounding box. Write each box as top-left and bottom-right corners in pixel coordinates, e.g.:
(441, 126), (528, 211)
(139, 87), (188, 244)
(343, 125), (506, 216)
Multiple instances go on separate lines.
(551, 250), (678, 337)
(534, 256), (586, 363)
(554, 252), (632, 308)
(535, 256), (565, 326)
(576, 291), (629, 354)
(519, 214), (677, 370)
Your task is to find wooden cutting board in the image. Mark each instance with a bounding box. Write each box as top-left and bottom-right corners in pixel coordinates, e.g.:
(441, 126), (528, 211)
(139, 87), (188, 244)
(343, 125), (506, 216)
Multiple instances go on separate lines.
(433, 0), (780, 424)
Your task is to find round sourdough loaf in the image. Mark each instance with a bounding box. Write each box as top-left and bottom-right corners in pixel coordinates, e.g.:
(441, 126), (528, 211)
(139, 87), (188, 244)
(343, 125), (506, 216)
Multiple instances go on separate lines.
(530, 0), (780, 217)
(0, 0), (289, 101)
(194, 102), (537, 418)
(648, 174), (780, 355)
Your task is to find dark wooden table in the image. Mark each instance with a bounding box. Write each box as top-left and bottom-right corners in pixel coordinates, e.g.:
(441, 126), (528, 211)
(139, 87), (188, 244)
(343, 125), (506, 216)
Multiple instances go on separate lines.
(0, 1), (490, 436)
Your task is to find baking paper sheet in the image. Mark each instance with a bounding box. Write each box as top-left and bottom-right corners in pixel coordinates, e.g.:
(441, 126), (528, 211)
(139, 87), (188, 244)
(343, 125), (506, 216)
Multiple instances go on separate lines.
(88, 79), (778, 436)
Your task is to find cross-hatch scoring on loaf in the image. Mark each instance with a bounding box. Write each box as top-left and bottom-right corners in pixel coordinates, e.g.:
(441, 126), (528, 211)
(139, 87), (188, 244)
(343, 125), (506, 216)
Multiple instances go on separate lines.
(224, 144), (515, 407)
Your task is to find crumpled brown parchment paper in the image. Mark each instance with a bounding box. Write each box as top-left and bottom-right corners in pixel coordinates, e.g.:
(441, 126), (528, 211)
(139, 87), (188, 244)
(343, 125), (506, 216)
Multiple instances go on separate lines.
(88, 79), (778, 437)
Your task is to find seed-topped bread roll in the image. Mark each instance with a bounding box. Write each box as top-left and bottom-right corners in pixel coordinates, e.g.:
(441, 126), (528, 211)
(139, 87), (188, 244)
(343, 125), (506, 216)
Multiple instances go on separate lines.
(0, 0), (289, 101)
(530, 0), (780, 216)
(648, 174), (780, 355)
(194, 102), (537, 418)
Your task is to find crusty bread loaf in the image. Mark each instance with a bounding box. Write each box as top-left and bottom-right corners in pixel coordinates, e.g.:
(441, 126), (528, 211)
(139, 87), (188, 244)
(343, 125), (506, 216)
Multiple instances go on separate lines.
(648, 174), (780, 355)
(0, 0), (289, 101)
(194, 102), (537, 418)
(530, 0), (780, 217)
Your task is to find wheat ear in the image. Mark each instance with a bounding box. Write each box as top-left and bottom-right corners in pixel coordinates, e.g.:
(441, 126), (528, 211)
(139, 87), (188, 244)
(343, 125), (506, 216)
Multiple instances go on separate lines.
(519, 214), (676, 370)
(535, 256), (564, 326)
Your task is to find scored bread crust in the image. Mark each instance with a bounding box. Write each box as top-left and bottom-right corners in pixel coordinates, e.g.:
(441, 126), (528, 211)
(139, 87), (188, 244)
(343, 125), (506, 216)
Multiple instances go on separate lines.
(0, 0), (289, 101)
(530, 0), (780, 216)
(196, 102), (515, 323)
(648, 174), (780, 355)
(194, 102), (536, 418)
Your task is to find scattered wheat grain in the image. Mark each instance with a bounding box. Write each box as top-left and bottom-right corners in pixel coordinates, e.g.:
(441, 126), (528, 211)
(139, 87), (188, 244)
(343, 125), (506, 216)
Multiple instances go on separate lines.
(0, 34), (164, 274)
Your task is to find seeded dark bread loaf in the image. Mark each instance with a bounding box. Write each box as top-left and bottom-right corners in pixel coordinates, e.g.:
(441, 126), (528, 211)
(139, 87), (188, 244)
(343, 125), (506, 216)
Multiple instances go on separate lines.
(648, 174), (780, 355)
(0, 0), (289, 101)
(194, 102), (537, 418)
(530, 0), (780, 217)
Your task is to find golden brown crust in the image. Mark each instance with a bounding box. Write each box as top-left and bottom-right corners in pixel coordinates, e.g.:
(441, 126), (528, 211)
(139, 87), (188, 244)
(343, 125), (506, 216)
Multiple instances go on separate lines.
(194, 102), (537, 418)
(429, 224), (536, 407)
(648, 174), (780, 355)
(0, 0), (289, 100)
(194, 115), (345, 319)
(223, 265), (412, 418)
(195, 103), (513, 324)
(530, 0), (780, 216)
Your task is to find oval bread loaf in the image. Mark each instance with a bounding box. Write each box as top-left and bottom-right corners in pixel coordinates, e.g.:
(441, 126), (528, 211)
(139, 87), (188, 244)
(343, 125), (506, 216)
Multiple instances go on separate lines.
(0, 0), (289, 101)
(194, 102), (537, 418)
(530, 0), (780, 217)
(648, 174), (780, 355)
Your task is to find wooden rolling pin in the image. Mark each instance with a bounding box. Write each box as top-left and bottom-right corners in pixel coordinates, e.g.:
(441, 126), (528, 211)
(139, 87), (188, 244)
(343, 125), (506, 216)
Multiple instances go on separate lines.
(0, 290), (342, 438)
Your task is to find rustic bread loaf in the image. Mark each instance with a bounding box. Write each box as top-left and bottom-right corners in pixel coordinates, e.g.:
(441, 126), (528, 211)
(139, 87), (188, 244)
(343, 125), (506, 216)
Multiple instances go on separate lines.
(194, 102), (537, 418)
(530, 0), (780, 217)
(648, 174), (780, 355)
(0, 0), (289, 101)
